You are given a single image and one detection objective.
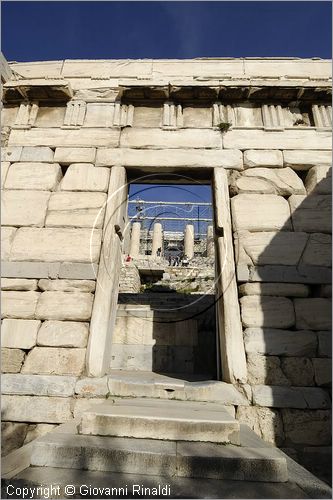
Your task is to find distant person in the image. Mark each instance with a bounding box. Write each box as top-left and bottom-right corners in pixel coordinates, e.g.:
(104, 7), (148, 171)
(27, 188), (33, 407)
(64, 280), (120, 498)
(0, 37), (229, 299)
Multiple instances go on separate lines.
(125, 254), (132, 262)
(157, 247), (162, 257)
(182, 255), (189, 267)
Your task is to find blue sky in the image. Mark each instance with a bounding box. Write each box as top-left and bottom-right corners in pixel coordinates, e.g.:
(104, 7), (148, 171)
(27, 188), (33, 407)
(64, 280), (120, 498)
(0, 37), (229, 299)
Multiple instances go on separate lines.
(2, 1), (332, 61)
(1, 1), (331, 221)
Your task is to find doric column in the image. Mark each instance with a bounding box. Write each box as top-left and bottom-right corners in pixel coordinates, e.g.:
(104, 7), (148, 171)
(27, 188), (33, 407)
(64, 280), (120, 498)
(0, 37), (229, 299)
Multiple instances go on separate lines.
(206, 225), (214, 258)
(151, 223), (163, 256)
(129, 222), (141, 257)
(184, 224), (194, 259)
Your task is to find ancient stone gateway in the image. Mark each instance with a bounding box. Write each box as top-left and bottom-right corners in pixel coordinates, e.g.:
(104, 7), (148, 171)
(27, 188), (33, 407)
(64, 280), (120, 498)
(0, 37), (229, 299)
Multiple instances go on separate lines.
(1, 56), (332, 493)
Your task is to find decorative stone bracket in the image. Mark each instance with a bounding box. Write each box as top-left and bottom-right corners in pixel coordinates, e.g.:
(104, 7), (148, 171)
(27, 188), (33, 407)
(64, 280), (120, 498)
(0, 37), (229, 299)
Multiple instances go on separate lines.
(312, 104), (332, 128)
(261, 104), (285, 130)
(113, 102), (134, 127)
(13, 101), (39, 128)
(162, 102), (183, 128)
(63, 100), (86, 127)
(213, 103), (235, 127)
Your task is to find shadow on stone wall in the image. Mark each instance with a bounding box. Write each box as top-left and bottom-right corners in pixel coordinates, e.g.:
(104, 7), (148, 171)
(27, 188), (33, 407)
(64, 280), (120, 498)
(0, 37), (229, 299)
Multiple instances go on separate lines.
(235, 173), (332, 484)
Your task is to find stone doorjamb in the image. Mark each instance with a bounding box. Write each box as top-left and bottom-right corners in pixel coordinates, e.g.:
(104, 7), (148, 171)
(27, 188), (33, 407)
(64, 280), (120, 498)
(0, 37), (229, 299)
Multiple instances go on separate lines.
(213, 168), (247, 383)
(87, 165), (247, 384)
(86, 166), (128, 377)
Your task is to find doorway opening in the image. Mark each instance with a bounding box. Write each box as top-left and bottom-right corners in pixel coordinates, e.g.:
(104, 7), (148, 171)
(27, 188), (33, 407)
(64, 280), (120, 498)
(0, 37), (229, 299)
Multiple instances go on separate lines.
(110, 177), (219, 382)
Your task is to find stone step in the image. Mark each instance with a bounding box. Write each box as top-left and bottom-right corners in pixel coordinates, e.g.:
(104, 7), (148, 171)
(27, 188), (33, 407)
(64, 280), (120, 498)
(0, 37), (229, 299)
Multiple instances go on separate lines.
(79, 398), (240, 444)
(108, 370), (248, 405)
(30, 431), (288, 482)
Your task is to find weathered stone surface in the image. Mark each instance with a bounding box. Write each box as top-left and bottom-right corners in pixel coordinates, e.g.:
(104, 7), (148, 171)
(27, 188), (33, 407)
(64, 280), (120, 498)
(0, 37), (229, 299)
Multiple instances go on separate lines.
(80, 399), (239, 444)
(10, 228), (102, 263)
(1, 261), (61, 279)
(294, 299), (331, 331)
(235, 231), (308, 266)
(8, 128), (120, 148)
(73, 398), (106, 419)
(1, 146), (22, 162)
(120, 128), (222, 149)
(37, 320), (89, 348)
(281, 409), (331, 445)
(2, 106), (18, 127)
(224, 130), (331, 150)
(320, 285), (332, 298)
(283, 150), (332, 170)
(75, 377), (108, 397)
(20, 146), (54, 162)
(1, 395), (72, 423)
(252, 385), (331, 409)
(245, 264), (331, 285)
(280, 358), (315, 386)
(45, 191), (106, 228)
(1, 348), (25, 373)
(133, 106), (162, 127)
(233, 176), (274, 195)
(231, 195), (291, 232)
(247, 353), (290, 386)
(299, 387), (332, 409)
(236, 168), (306, 196)
(1, 373), (77, 397)
(312, 359), (331, 386)
(243, 150), (283, 169)
(83, 102), (115, 127)
(289, 195), (331, 234)
(317, 331), (331, 358)
(96, 147), (243, 170)
(1, 319), (41, 349)
(300, 233), (331, 268)
(1, 422), (28, 456)
(244, 328), (317, 357)
(242, 58), (330, 78)
(54, 147), (96, 164)
(58, 262), (98, 280)
(87, 166), (128, 379)
(236, 406), (284, 445)
(2, 190), (50, 227)
(1, 161), (10, 188)
(60, 164), (110, 192)
(35, 106), (66, 127)
(1, 227), (17, 260)
(240, 296), (295, 329)
(183, 106), (212, 127)
(1, 278), (38, 291)
(304, 166), (331, 195)
(1, 291), (40, 319)
(4, 163), (62, 190)
(22, 347), (86, 376)
(38, 279), (95, 292)
(239, 283), (309, 297)
(35, 292), (93, 321)
(23, 423), (57, 445)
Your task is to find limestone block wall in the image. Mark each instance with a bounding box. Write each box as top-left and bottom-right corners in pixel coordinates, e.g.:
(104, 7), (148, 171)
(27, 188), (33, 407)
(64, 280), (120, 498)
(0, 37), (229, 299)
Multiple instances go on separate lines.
(228, 153), (331, 470)
(1, 133), (108, 453)
(1, 58), (331, 465)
